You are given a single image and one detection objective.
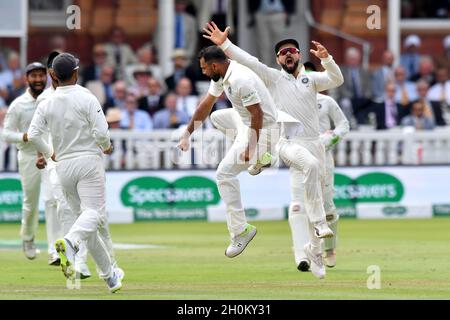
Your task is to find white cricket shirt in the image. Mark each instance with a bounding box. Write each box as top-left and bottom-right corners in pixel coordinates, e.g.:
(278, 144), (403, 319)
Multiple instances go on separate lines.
(208, 60), (278, 128)
(28, 84), (111, 161)
(220, 39), (344, 138)
(317, 93), (349, 137)
(2, 89), (48, 154)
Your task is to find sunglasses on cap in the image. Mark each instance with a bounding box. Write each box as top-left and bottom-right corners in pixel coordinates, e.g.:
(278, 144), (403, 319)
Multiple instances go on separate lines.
(277, 47), (300, 56)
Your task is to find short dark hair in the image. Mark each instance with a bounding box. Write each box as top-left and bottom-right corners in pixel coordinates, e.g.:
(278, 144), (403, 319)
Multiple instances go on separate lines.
(303, 61), (317, 72)
(198, 46), (227, 64)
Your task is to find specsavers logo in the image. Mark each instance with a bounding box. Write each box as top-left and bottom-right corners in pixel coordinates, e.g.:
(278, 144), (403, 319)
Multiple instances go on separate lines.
(334, 172), (404, 205)
(121, 176), (220, 208)
(0, 178), (23, 209)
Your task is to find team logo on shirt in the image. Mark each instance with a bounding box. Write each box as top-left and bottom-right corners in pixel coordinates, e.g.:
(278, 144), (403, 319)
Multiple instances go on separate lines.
(318, 103), (322, 110)
(228, 87), (232, 95)
(301, 77), (309, 84)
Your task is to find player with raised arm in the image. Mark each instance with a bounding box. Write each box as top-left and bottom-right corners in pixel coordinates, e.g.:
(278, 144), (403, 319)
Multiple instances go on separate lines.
(178, 46), (280, 258)
(204, 22), (344, 279)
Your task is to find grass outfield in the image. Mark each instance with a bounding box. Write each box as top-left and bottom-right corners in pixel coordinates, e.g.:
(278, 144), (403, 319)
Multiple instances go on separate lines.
(0, 218), (450, 300)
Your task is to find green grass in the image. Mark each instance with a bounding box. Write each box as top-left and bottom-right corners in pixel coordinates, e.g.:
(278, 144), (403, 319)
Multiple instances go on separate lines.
(1, 218), (450, 299)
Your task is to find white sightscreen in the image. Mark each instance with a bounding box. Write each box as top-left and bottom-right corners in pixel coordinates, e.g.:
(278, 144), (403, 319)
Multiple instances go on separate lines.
(0, 0), (27, 37)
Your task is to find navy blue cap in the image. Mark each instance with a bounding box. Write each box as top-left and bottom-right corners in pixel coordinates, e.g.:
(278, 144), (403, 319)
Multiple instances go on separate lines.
(47, 51), (61, 69)
(52, 52), (79, 80)
(25, 62), (47, 75)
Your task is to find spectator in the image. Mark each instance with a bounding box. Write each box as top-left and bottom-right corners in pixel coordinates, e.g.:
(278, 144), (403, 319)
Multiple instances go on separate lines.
(0, 39), (13, 71)
(372, 50), (395, 102)
(138, 77), (165, 117)
(373, 82), (406, 130)
(82, 43), (109, 86)
(400, 34), (422, 81)
(410, 56), (436, 86)
(0, 52), (25, 104)
(401, 101), (435, 130)
(176, 77), (198, 116)
(153, 92), (189, 129)
(427, 66), (450, 108)
(169, 0), (198, 65)
(125, 45), (164, 87)
(129, 65), (153, 99)
(104, 80), (128, 111)
(194, 0), (236, 48)
(49, 35), (67, 53)
(247, 0), (296, 68)
(104, 27), (138, 79)
(415, 79), (446, 126)
(434, 35), (450, 73)
(332, 47), (372, 125)
(120, 93), (153, 131)
(165, 48), (199, 94)
(394, 65), (418, 107)
(85, 65), (115, 107)
(106, 107), (122, 129)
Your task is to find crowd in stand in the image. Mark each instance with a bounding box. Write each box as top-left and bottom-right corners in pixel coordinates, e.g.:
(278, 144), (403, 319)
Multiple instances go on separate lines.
(328, 34), (450, 131)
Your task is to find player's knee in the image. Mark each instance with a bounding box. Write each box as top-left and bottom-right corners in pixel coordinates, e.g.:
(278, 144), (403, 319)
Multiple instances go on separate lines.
(304, 157), (320, 178)
(288, 202), (306, 218)
(326, 210), (339, 224)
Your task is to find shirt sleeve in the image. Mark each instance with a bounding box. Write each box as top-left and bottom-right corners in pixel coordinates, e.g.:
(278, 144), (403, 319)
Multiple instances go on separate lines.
(207, 80), (224, 97)
(309, 55), (344, 93)
(87, 97), (111, 151)
(238, 79), (261, 107)
(2, 103), (24, 143)
(327, 96), (350, 138)
(27, 102), (53, 158)
(220, 38), (280, 85)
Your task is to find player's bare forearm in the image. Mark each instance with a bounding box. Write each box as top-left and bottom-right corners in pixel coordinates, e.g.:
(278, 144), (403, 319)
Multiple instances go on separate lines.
(245, 103), (263, 160)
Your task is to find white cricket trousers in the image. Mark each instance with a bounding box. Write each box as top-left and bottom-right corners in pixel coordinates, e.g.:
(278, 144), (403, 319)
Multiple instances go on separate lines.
(18, 150), (62, 254)
(279, 136), (327, 261)
(286, 147), (339, 263)
(56, 155), (112, 279)
(211, 109), (279, 238)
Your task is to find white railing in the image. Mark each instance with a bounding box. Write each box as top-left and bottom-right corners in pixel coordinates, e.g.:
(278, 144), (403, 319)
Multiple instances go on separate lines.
(1, 127), (450, 171)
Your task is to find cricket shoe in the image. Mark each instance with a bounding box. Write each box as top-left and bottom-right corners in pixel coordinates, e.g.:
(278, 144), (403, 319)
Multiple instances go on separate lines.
(225, 224), (257, 258)
(55, 238), (76, 280)
(105, 268), (123, 293)
(247, 152), (273, 176)
(23, 238), (38, 260)
(75, 262), (92, 279)
(48, 252), (61, 266)
(115, 267), (125, 281)
(297, 259), (310, 272)
(304, 243), (325, 279)
(324, 249), (336, 268)
(313, 221), (334, 239)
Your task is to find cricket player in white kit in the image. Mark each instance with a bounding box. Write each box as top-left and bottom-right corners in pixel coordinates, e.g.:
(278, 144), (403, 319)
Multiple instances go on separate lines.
(178, 46), (280, 258)
(204, 22), (344, 278)
(2, 62), (63, 264)
(27, 53), (122, 293)
(35, 51), (119, 280)
(289, 63), (350, 269)
(290, 89), (349, 269)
